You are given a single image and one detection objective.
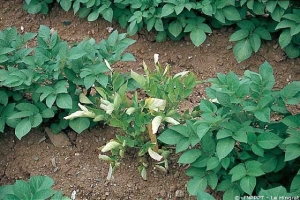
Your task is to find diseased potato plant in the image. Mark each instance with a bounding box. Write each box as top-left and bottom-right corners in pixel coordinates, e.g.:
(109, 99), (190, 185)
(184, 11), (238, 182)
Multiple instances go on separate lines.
(64, 55), (198, 180)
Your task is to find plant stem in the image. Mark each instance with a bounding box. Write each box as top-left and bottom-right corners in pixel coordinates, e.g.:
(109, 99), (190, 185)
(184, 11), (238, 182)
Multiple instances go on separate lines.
(147, 124), (158, 152)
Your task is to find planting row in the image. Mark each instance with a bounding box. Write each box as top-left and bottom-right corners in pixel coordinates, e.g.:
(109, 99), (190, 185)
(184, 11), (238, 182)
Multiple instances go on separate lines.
(24, 0), (300, 62)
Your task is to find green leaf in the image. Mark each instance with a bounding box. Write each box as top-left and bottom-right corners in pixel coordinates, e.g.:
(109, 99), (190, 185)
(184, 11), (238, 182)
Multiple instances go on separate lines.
(240, 176), (256, 195)
(29, 175), (54, 193)
(176, 138), (190, 153)
(46, 94), (56, 108)
(15, 118), (31, 140)
(291, 175), (300, 193)
(217, 129), (232, 139)
(206, 157), (220, 170)
(32, 189), (56, 199)
(16, 103), (39, 113)
(170, 124), (192, 137)
(259, 186), (289, 198)
(68, 47), (87, 60)
(88, 10), (100, 21)
(271, 6), (285, 22)
(196, 123), (210, 141)
(259, 61), (275, 90)
(201, 134), (216, 154)
(216, 138), (235, 160)
(156, 31), (167, 42)
(155, 18), (164, 32)
(121, 53), (135, 61)
(279, 29), (292, 48)
(246, 161), (265, 177)
(196, 191), (215, 200)
(233, 39), (252, 63)
(233, 130), (247, 143)
(0, 47), (15, 55)
(190, 28), (206, 47)
(252, 1), (264, 15)
(237, 20), (255, 32)
(168, 20), (183, 38)
(223, 6), (241, 21)
(251, 143), (264, 156)
(207, 172), (218, 189)
(38, 25), (50, 41)
(227, 71), (240, 92)
(42, 108), (55, 118)
(200, 99), (217, 113)
(69, 117), (90, 134)
(30, 113), (43, 128)
(254, 107), (270, 123)
(254, 27), (272, 40)
(283, 13), (300, 23)
(13, 180), (31, 200)
(257, 132), (282, 149)
(229, 29), (250, 42)
(56, 94), (72, 109)
(178, 149), (202, 164)
(0, 55), (8, 63)
(223, 187), (240, 200)
(285, 43), (300, 59)
(285, 144), (300, 161)
(102, 8), (113, 22)
(60, 0), (72, 11)
(187, 176), (207, 195)
(161, 4), (174, 17)
(259, 154), (277, 173)
(249, 33), (261, 53)
(131, 70), (145, 87)
(0, 91), (8, 106)
(229, 164), (247, 181)
(281, 114), (300, 127)
(24, 32), (37, 42)
(158, 129), (184, 145)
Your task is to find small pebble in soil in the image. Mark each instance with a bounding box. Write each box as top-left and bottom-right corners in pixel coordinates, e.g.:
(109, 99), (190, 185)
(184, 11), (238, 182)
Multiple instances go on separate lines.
(33, 156), (39, 161)
(226, 45), (233, 50)
(175, 190), (185, 198)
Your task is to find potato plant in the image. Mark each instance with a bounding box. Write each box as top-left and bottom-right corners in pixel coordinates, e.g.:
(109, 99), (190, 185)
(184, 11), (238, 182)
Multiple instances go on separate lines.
(159, 61), (300, 199)
(64, 55), (199, 180)
(22, 0), (300, 62)
(0, 25), (135, 139)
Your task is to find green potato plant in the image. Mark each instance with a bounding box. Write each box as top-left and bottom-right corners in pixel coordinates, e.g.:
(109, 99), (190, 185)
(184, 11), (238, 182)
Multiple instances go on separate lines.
(0, 25), (135, 139)
(0, 175), (70, 200)
(158, 61), (300, 199)
(21, 0), (300, 62)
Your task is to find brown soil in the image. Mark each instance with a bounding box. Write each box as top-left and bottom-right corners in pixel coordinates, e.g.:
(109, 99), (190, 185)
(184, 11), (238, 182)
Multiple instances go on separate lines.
(1, 1), (300, 199)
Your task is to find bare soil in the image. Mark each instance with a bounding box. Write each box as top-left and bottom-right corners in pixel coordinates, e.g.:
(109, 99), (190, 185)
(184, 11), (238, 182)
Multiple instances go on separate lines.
(1, 1), (300, 199)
